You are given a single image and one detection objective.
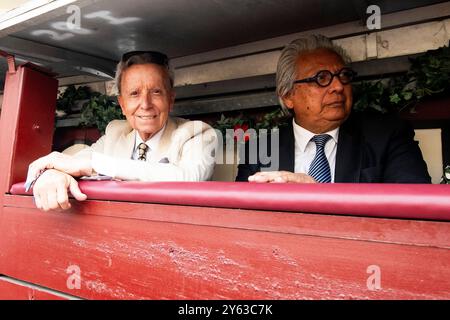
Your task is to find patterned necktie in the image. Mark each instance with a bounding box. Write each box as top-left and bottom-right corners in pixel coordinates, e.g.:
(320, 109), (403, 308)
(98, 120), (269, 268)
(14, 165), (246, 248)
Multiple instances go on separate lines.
(308, 134), (332, 183)
(137, 142), (149, 161)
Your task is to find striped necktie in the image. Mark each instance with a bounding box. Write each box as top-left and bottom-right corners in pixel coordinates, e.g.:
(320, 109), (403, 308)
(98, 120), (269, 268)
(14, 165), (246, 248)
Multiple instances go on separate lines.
(308, 134), (332, 183)
(137, 142), (149, 161)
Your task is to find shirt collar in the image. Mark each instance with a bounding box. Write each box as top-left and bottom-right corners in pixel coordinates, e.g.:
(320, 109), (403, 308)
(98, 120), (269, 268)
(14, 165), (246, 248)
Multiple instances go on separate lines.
(134, 124), (166, 152)
(292, 118), (339, 152)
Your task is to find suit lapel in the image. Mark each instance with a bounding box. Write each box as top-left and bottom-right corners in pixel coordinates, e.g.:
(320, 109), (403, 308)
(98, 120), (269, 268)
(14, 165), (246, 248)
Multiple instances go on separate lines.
(277, 121), (295, 172)
(335, 116), (362, 182)
(152, 117), (177, 161)
(113, 128), (135, 159)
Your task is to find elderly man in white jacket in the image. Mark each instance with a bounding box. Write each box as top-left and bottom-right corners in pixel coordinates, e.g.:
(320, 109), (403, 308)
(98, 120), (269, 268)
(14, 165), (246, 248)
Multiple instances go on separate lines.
(26, 51), (218, 211)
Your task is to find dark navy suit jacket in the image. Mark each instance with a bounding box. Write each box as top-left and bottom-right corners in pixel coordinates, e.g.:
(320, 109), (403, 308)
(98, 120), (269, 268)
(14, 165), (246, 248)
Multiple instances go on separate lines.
(236, 113), (431, 183)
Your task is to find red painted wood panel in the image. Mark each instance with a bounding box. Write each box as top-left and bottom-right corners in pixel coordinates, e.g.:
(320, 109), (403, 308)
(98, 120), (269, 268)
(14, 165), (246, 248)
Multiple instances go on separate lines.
(0, 277), (68, 300)
(5, 195), (450, 249)
(0, 63), (57, 195)
(0, 202), (449, 299)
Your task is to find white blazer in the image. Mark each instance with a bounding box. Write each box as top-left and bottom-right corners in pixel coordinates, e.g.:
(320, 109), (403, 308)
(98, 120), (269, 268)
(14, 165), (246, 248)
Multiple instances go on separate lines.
(73, 117), (218, 182)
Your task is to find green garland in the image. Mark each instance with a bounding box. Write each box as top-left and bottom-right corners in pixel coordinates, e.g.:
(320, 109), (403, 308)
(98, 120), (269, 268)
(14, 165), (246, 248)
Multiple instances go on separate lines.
(79, 94), (125, 134)
(56, 85), (92, 113)
(353, 43), (450, 113)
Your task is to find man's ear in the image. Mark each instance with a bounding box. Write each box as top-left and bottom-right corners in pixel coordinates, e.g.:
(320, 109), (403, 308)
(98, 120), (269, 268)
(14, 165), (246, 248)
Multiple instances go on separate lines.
(282, 94), (295, 110)
(117, 95), (126, 114)
(169, 91), (176, 112)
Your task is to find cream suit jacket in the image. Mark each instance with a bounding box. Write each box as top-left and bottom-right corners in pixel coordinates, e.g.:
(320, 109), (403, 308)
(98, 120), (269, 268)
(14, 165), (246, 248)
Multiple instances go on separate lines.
(73, 117), (218, 181)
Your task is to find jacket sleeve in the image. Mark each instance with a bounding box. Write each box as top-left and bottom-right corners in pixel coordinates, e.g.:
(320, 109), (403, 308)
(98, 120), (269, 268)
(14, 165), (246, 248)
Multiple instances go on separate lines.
(235, 140), (260, 182)
(382, 118), (431, 183)
(70, 135), (105, 160)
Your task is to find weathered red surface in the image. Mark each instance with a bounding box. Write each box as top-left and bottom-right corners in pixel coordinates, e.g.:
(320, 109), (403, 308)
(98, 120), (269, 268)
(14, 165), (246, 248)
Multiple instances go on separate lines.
(0, 277), (67, 300)
(1, 195), (449, 300)
(0, 60), (60, 300)
(5, 195), (450, 248)
(0, 63), (57, 194)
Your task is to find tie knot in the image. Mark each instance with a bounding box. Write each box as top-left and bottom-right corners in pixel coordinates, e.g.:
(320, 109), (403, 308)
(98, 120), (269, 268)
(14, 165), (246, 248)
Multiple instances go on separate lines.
(138, 142), (149, 160)
(311, 134), (331, 149)
(138, 142), (148, 151)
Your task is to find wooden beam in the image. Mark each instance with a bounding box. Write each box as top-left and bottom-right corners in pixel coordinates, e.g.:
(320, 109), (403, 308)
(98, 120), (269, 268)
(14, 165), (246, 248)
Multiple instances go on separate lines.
(175, 19), (450, 86)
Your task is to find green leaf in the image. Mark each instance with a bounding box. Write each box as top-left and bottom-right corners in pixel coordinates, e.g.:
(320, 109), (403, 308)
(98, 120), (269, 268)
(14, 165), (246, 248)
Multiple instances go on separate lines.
(389, 93), (401, 104)
(402, 91), (413, 101)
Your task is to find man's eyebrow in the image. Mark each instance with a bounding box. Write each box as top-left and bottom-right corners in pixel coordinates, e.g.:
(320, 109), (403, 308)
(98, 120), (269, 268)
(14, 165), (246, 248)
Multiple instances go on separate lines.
(298, 66), (318, 77)
(301, 64), (345, 75)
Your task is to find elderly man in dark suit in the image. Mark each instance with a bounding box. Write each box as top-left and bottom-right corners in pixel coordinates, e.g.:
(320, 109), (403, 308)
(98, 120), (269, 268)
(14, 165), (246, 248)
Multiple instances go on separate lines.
(236, 35), (431, 184)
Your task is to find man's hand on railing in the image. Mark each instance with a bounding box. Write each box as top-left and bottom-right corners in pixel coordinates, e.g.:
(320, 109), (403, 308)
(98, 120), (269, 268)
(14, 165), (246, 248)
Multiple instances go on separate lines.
(32, 169), (87, 211)
(248, 171), (317, 183)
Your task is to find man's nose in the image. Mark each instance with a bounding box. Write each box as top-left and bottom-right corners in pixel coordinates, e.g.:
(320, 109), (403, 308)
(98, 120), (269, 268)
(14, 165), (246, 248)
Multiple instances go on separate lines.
(140, 91), (153, 108)
(328, 75), (344, 93)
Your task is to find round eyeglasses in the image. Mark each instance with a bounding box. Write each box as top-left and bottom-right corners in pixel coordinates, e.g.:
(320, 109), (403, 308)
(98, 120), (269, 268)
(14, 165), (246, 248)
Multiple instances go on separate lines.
(294, 67), (357, 87)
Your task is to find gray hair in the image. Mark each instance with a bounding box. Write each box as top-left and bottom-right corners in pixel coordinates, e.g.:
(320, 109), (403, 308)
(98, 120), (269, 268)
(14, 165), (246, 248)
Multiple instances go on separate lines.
(276, 34), (351, 115)
(114, 53), (174, 95)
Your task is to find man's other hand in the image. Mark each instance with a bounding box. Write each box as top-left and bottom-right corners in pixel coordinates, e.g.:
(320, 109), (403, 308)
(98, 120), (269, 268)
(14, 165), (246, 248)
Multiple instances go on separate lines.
(33, 169), (87, 211)
(27, 151), (92, 185)
(248, 171), (317, 183)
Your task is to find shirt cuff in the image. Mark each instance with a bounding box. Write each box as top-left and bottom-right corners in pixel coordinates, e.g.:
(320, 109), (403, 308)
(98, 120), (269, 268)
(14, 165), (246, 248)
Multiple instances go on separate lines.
(91, 152), (117, 178)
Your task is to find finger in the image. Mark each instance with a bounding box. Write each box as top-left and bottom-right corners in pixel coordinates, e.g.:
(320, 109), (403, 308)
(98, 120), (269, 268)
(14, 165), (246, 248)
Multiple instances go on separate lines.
(29, 157), (48, 172)
(250, 170), (290, 183)
(68, 178), (87, 201)
(33, 178), (44, 210)
(34, 193), (42, 210)
(248, 173), (264, 182)
(251, 174), (272, 183)
(294, 173), (315, 183)
(38, 189), (49, 211)
(46, 187), (59, 211)
(26, 164), (40, 185)
(56, 183), (71, 210)
(249, 171), (272, 179)
(273, 176), (287, 183)
(280, 172), (296, 182)
(27, 158), (52, 184)
(305, 176), (317, 183)
(292, 174), (316, 183)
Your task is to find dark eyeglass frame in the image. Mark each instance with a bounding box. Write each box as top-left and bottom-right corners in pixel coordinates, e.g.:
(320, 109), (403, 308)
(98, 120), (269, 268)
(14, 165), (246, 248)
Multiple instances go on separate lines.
(121, 50), (169, 67)
(294, 67), (357, 87)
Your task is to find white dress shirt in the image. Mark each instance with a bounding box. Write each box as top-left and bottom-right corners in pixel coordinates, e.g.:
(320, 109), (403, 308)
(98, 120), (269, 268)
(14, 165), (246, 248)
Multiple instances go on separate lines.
(292, 119), (339, 182)
(131, 124), (166, 161)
